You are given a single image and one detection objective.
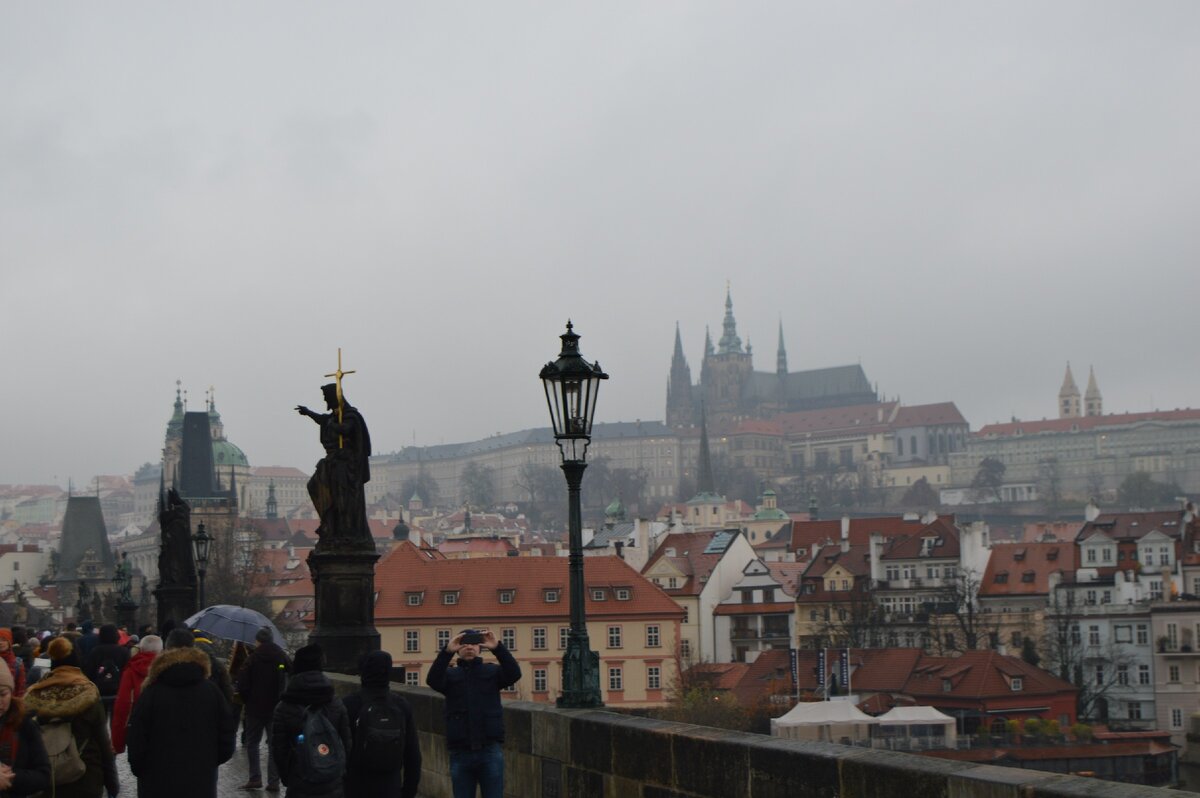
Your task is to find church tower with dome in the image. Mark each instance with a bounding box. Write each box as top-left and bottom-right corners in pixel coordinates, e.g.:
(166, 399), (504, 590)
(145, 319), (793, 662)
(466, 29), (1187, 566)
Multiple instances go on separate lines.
(161, 384), (251, 511)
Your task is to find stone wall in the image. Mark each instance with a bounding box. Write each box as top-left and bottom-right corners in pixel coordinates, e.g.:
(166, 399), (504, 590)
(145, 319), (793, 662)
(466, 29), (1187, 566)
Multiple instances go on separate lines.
(328, 675), (1180, 797)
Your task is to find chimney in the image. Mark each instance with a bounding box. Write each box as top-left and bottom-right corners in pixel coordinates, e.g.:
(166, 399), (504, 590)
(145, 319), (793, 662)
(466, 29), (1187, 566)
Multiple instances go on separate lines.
(1084, 499), (1100, 523)
(840, 523), (850, 554)
(841, 515), (850, 539)
(921, 509), (938, 525)
(614, 541), (625, 560)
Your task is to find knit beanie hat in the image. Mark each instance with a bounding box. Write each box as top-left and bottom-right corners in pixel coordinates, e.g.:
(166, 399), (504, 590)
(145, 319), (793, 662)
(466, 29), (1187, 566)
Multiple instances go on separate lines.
(48, 636), (79, 668)
(359, 650), (392, 689)
(0, 629), (12, 646)
(293, 644), (323, 674)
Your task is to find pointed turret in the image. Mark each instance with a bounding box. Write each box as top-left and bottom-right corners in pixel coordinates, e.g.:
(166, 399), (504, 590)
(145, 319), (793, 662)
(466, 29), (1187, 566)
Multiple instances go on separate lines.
(1085, 366), (1103, 417)
(776, 320), (788, 376)
(666, 322), (696, 428)
(1059, 363), (1081, 418)
(717, 287), (743, 355)
(696, 406), (716, 497)
(266, 480), (278, 519)
(703, 326), (714, 357)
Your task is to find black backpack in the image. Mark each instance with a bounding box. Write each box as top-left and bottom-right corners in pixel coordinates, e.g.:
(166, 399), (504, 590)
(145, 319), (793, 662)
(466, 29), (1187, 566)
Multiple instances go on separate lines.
(355, 694), (406, 772)
(95, 656), (120, 696)
(294, 705), (345, 785)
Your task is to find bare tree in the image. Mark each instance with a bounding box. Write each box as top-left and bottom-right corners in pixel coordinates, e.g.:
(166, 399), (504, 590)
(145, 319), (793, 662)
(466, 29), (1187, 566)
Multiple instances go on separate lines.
(813, 582), (888, 648)
(1042, 588), (1140, 721)
(459, 462), (496, 509)
(932, 568), (997, 653)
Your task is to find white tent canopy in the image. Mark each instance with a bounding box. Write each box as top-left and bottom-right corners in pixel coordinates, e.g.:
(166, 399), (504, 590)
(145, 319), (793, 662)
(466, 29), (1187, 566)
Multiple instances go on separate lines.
(875, 706), (955, 726)
(874, 705), (956, 749)
(771, 700), (877, 742)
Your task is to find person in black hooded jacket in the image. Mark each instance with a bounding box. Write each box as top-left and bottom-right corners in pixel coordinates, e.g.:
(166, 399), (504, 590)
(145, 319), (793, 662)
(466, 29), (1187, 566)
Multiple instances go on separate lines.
(342, 651), (421, 798)
(83, 624), (130, 715)
(270, 644), (352, 798)
(126, 629), (237, 798)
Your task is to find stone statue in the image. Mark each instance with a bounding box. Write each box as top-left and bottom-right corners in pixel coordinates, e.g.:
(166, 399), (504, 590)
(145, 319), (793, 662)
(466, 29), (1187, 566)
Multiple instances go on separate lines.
(158, 488), (195, 587)
(298, 382), (372, 549)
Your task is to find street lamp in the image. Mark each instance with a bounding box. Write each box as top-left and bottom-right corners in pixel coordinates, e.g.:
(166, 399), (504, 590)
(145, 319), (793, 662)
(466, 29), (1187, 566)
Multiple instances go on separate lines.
(540, 320), (608, 708)
(192, 523), (212, 610)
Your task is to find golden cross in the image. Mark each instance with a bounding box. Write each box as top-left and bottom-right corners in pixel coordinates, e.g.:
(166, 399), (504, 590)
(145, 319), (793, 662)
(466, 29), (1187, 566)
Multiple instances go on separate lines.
(324, 348), (356, 448)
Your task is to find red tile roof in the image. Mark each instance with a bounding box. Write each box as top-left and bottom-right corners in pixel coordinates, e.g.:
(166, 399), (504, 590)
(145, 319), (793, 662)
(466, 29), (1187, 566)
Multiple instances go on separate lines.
(438, 538), (517, 556)
(892, 403), (968, 427)
(1077, 511), (1193, 543)
(642, 530), (728, 596)
(802, 544), (872, 579)
(979, 542), (1076, 597)
(903, 651), (1076, 701)
(773, 402), (898, 437)
(765, 562), (806, 597)
(791, 515), (955, 553)
(976, 408), (1200, 438)
(880, 519), (961, 560)
(374, 542), (683, 623)
(251, 466), (309, 478)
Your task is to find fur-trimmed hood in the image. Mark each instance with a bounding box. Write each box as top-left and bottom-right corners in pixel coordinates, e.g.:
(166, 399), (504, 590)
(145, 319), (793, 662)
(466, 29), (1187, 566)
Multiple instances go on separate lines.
(143, 646), (211, 689)
(24, 666), (100, 719)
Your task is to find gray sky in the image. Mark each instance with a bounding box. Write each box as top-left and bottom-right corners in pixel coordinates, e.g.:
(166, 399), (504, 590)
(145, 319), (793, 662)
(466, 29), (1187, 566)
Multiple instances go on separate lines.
(3, 3), (1198, 486)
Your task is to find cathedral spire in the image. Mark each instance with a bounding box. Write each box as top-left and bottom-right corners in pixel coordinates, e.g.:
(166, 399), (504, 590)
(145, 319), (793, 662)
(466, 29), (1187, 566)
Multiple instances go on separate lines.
(666, 322), (695, 428)
(1084, 366), (1103, 417)
(703, 326), (714, 357)
(1059, 362), (1081, 419)
(776, 320), (788, 376)
(696, 405), (716, 496)
(717, 286), (743, 355)
(266, 479), (278, 519)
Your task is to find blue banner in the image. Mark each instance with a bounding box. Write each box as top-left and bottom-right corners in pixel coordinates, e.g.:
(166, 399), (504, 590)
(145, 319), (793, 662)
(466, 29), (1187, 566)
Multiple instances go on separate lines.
(817, 649), (826, 688)
(789, 648), (798, 689)
(840, 649), (850, 691)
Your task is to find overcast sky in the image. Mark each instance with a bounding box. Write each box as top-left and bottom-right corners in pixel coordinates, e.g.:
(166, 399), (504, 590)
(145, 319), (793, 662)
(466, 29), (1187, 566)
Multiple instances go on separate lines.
(3, 3), (1198, 486)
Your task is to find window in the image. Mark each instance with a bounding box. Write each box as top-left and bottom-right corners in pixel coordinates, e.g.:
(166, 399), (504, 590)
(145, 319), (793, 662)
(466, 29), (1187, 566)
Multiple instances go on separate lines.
(559, 627), (568, 649)
(544, 589), (560, 603)
(616, 588), (631, 601)
(405, 630), (419, 653)
(1170, 665), (1181, 683)
(1150, 580), (1164, 601)
(1086, 549), (1097, 563)
(942, 679), (952, 693)
(668, 577), (678, 589)
(406, 593), (423, 606)
(1173, 708), (1184, 730)
(993, 572), (1008, 584)
(682, 607), (689, 624)
(1071, 625), (1081, 646)
(809, 610), (819, 621)
(1137, 625), (1149, 645)
(405, 670), (419, 686)
(1139, 665), (1151, 685)
(1021, 571), (1035, 584)
(442, 591), (458, 606)
(1168, 623), (1179, 648)
(1011, 632), (1022, 647)
(681, 640), (691, 659)
(1010, 678), (1023, 692)
(499, 590), (514, 604)
(1086, 590), (1097, 605)
(608, 626), (622, 648)
(533, 668), (547, 693)
(1095, 665), (1104, 686)
(608, 667), (623, 692)
(1088, 625), (1100, 646)
(532, 627), (547, 650)
(437, 629), (451, 650)
(592, 589), (607, 601)
(1127, 702), (1143, 720)
(886, 566), (900, 581)
(1102, 547), (1112, 562)
(501, 628), (516, 650)
(1117, 665), (1129, 686)
(647, 666), (661, 691)
(646, 625), (661, 648)
(1160, 546), (1171, 566)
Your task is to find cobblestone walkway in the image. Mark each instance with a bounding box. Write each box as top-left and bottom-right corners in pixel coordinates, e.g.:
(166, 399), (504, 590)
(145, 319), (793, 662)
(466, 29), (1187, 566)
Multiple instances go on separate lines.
(114, 741), (265, 797)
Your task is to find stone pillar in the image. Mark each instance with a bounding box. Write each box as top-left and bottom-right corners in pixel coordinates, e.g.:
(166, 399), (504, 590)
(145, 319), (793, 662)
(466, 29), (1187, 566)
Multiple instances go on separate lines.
(307, 549), (380, 674)
(155, 583), (197, 630)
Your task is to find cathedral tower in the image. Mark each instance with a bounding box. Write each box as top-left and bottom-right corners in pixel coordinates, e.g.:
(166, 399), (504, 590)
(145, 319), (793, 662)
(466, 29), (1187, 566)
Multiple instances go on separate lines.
(665, 322), (696, 428)
(703, 288), (754, 421)
(1059, 363), (1081, 419)
(1084, 366), (1103, 417)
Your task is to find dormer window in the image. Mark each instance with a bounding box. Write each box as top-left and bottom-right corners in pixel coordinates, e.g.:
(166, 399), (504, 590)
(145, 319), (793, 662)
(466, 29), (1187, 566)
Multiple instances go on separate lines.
(406, 592), (423, 606)
(1010, 677), (1023, 692)
(498, 589), (515, 604)
(942, 679), (952, 692)
(993, 571), (1009, 584)
(544, 589), (560, 603)
(591, 589), (607, 601)
(442, 591), (459, 606)
(1021, 571), (1036, 584)
(615, 588), (631, 601)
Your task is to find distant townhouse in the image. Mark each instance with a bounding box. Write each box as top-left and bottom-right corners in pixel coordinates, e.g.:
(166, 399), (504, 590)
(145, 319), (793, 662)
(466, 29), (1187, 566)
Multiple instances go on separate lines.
(1149, 599), (1200, 747)
(713, 559), (803, 663)
(978, 541), (1077, 656)
(641, 528), (757, 664)
(374, 542), (683, 707)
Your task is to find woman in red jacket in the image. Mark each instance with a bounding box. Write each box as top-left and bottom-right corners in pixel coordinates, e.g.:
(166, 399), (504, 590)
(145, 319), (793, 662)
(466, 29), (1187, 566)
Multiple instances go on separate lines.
(110, 634), (162, 754)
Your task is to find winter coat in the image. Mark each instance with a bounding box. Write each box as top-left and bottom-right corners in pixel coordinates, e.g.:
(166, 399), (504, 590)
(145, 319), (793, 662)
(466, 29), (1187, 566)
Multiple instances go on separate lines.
(425, 643), (521, 751)
(342, 688), (421, 798)
(109, 650), (157, 754)
(83, 643), (130, 702)
(23, 666), (119, 798)
(235, 642), (290, 720)
(0, 711), (51, 797)
(192, 637), (235, 705)
(0, 651), (26, 698)
(126, 647), (237, 798)
(270, 671), (352, 798)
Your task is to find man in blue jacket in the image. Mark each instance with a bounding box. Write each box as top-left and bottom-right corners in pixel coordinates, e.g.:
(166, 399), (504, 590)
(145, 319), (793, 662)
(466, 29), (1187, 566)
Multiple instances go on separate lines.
(425, 628), (521, 798)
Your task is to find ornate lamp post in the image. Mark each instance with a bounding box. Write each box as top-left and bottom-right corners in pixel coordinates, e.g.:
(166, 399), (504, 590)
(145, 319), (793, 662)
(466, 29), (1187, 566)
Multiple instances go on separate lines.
(192, 523), (213, 609)
(540, 321), (608, 708)
(111, 552), (139, 630)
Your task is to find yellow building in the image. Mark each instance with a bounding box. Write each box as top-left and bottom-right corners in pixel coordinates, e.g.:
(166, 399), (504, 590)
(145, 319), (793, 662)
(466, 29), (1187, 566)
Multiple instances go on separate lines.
(374, 542), (684, 708)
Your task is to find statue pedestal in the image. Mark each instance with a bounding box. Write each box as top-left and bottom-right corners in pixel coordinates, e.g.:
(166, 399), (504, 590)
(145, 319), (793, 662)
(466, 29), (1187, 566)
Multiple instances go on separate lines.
(307, 548), (380, 674)
(155, 583), (197, 630)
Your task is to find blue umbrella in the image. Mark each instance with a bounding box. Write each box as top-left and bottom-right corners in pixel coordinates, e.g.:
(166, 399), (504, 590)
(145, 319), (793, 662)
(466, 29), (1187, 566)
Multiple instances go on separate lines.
(184, 605), (287, 648)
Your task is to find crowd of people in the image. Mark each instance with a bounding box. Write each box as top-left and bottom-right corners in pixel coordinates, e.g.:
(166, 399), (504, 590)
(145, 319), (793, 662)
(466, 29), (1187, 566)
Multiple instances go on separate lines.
(0, 621), (520, 798)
